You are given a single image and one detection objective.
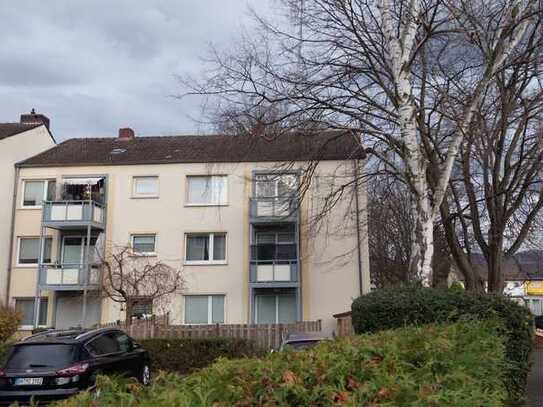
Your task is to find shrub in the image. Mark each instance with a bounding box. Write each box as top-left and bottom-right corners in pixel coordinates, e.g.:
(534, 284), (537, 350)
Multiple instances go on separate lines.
(0, 305), (21, 343)
(0, 341), (13, 365)
(56, 319), (508, 406)
(351, 286), (533, 405)
(139, 337), (264, 374)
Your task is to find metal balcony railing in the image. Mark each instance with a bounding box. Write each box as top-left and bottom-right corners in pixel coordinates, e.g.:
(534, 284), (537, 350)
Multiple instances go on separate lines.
(250, 261), (298, 283)
(249, 197), (298, 221)
(39, 263), (100, 289)
(43, 200), (105, 227)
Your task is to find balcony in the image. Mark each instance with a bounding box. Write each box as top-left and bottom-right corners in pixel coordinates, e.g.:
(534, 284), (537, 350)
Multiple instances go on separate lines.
(249, 197), (298, 223)
(250, 261), (298, 286)
(43, 200), (105, 230)
(39, 264), (100, 290)
(250, 242), (298, 286)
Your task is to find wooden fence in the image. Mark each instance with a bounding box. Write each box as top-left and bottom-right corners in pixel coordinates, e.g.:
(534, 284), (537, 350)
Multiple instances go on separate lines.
(100, 317), (322, 350)
(333, 311), (354, 337)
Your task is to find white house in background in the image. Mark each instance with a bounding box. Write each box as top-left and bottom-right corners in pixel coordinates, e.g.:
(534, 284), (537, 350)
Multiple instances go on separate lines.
(0, 111), (55, 304)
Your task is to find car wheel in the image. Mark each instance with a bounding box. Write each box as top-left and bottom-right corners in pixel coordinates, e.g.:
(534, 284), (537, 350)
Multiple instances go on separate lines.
(140, 364), (151, 385)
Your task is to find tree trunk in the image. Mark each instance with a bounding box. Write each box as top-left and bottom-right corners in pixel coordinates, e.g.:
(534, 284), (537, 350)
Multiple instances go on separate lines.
(125, 301), (133, 326)
(439, 202), (484, 292)
(486, 230), (505, 293)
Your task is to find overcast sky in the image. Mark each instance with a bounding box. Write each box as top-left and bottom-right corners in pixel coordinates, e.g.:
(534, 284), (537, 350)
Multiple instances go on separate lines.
(0, 1), (274, 141)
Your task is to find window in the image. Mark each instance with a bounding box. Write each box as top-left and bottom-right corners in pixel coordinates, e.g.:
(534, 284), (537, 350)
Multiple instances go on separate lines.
(86, 333), (121, 356)
(113, 332), (134, 353)
(186, 176), (227, 205)
(131, 234), (156, 255)
(18, 237), (52, 265)
(185, 233), (226, 264)
(22, 180), (56, 207)
(184, 295), (225, 324)
(255, 294), (297, 324)
(15, 298), (48, 326)
(129, 297), (153, 317)
(255, 174), (297, 198)
(133, 176), (159, 198)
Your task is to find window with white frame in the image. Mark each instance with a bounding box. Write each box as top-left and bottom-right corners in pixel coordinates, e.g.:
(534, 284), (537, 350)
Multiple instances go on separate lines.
(131, 234), (157, 255)
(22, 180), (56, 207)
(15, 298), (48, 326)
(186, 175), (227, 205)
(185, 233), (226, 263)
(184, 295), (224, 324)
(132, 176), (159, 198)
(18, 237), (52, 265)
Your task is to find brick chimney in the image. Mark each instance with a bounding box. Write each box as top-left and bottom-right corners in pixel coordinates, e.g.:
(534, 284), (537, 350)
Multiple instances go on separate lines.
(118, 127), (135, 140)
(20, 108), (50, 130)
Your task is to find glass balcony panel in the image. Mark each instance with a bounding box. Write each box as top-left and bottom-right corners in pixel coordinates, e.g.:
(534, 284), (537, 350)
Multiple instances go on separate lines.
(50, 205), (67, 221)
(66, 203), (83, 220)
(256, 265), (274, 282)
(274, 264), (291, 281)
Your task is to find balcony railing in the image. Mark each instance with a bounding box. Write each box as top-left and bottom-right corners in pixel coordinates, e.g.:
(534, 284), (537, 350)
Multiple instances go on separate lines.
(43, 200), (105, 228)
(250, 261), (298, 283)
(249, 197), (298, 222)
(39, 263), (100, 289)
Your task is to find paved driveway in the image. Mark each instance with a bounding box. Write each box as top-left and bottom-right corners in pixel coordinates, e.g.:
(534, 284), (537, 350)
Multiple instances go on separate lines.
(526, 349), (543, 406)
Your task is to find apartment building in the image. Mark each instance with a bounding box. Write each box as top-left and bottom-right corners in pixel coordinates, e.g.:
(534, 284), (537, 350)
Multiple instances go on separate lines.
(0, 111), (55, 304)
(7, 129), (370, 333)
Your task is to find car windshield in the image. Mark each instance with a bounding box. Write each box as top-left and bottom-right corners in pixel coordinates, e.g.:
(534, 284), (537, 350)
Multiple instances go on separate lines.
(284, 340), (321, 350)
(5, 344), (76, 369)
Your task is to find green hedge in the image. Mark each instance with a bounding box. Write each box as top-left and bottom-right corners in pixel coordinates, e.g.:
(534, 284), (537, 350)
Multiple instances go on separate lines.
(351, 286), (533, 405)
(139, 337), (264, 374)
(57, 319), (508, 406)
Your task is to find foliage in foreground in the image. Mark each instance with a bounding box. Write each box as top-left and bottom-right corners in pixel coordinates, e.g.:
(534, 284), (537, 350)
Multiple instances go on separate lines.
(351, 286), (533, 405)
(139, 337), (264, 375)
(55, 319), (507, 406)
(0, 305), (21, 344)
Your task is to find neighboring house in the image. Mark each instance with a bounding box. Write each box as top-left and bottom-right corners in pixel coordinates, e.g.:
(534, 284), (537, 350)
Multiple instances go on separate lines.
(451, 251), (543, 314)
(0, 111), (55, 305)
(7, 129), (370, 334)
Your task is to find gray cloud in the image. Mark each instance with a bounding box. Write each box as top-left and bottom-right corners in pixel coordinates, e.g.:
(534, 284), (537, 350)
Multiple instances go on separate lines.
(0, 0), (272, 140)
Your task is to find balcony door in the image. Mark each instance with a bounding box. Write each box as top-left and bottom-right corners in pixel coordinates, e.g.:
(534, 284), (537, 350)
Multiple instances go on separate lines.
(255, 293), (297, 324)
(62, 236), (97, 265)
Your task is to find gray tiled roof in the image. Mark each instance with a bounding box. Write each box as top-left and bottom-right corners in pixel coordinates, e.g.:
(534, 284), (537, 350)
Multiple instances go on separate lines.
(18, 131), (365, 167)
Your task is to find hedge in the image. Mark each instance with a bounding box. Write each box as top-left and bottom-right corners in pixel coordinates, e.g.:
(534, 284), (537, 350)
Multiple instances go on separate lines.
(139, 337), (264, 374)
(57, 319), (508, 406)
(351, 286), (533, 405)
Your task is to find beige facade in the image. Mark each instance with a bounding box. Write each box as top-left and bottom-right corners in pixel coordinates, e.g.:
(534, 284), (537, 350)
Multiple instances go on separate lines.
(8, 157), (370, 334)
(0, 125), (55, 303)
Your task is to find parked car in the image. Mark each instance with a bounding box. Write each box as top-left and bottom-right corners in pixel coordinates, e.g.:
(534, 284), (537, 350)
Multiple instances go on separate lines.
(278, 332), (327, 351)
(535, 315), (543, 330)
(0, 328), (150, 405)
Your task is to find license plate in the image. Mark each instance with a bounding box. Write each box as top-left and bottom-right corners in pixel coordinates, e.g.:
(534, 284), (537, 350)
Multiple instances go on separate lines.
(14, 377), (43, 386)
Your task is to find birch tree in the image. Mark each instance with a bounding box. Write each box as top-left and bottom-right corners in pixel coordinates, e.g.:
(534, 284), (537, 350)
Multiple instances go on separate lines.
(183, 0), (539, 285)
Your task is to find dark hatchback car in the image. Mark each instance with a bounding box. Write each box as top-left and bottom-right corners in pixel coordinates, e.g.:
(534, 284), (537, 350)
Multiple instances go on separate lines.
(0, 328), (150, 406)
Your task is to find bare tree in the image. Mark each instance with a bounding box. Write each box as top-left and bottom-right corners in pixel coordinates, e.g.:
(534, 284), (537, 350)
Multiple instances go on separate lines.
(183, 0), (539, 286)
(368, 174), (452, 288)
(98, 244), (184, 324)
(367, 177), (412, 287)
(442, 51), (543, 292)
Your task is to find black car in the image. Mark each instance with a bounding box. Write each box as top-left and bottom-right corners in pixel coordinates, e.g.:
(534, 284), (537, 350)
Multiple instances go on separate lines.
(0, 328), (150, 405)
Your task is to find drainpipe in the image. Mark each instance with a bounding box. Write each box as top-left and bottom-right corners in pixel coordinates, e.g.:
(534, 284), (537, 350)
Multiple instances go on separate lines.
(5, 166), (20, 305)
(353, 159), (364, 297)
